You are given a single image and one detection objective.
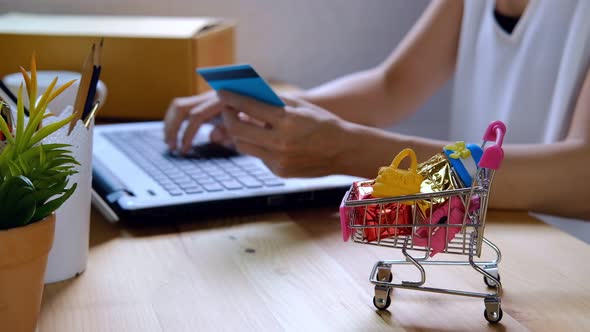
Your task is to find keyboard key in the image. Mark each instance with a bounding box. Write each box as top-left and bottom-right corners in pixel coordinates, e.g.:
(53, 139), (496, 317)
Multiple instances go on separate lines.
(254, 173), (278, 180)
(206, 169), (226, 176)
(196, 177), (217, 185)
(167, 188), (183, 196)
(184, 187), (204, 194)
(157, 179), (175, 186)
(178, 181), (199, 189)
(221, 180), (243, 190)
(170, 175), (191, 182)
(190, 173), (213, 180)
(219, 164), (240, 172)
(151, 174), (168, 181)
(263, 178), (285, 186)
(238, 176), (263, 188)
(179, 165), (200, 172)
(214, 160), (233, 167)
(185, 169), (206, 176)
(213, 173), (233, 181)
(168, 171), (186, 178)
(238, 163), (263, 171)
(162, 183), (180, 190)
(202, 183), (224, 192)
(232, 170), (248, 178)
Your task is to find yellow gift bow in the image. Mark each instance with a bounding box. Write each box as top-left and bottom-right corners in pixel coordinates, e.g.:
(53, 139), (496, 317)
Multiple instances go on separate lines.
(444, 141), (471, 159)
(372, 148), (424, 200)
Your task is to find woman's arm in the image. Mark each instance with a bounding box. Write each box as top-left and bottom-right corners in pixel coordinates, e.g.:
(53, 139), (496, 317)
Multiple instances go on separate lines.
(299, 0), (463, 127)
(338, 66), (590, 220)
(218, 64), (590, 219)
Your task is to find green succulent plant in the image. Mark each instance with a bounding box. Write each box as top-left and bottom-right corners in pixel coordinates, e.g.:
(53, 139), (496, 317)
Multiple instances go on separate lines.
(0, 55), (79, 229)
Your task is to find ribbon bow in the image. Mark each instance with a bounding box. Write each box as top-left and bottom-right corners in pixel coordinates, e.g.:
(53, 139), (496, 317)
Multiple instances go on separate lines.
(444, 141), (471, 159)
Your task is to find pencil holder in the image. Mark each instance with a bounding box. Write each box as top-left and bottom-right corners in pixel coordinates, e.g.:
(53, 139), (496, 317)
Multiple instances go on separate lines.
(42, 106), (94, 283)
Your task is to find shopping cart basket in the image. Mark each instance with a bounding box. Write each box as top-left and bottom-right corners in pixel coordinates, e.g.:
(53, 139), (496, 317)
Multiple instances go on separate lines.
(339, 121), (506, 324)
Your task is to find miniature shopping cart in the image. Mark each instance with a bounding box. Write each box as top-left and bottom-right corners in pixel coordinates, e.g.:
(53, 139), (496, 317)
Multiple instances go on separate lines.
(339, 121), (506, 324)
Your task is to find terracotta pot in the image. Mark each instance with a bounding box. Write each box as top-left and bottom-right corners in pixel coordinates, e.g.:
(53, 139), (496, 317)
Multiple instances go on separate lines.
(0, 213), (56, 332)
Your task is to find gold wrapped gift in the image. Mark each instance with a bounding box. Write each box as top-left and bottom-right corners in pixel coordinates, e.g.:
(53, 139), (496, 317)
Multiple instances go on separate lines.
(416, 153), (459, 217)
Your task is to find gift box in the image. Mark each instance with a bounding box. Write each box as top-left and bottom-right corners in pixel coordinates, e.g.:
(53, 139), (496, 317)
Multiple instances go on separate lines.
(415, 153), (460, 217)
(413, 195), (480, 257)
(347, 180), (413, 242)
(443, 141), (484, 187)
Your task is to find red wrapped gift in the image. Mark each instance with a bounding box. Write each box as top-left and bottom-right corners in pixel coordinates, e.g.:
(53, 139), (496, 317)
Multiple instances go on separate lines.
(349, 180), (413, 242)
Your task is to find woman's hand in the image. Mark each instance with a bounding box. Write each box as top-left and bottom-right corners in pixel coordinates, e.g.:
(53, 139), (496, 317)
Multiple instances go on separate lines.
(163, 90), (232, 153)
(218, 91), (349, 177)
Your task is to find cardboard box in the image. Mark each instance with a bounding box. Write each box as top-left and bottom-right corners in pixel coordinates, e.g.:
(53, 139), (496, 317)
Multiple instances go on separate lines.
(0, 13), (235, 119)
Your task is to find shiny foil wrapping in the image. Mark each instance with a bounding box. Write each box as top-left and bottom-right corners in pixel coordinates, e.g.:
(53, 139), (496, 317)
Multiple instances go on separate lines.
(416, 153), (458, 217)
(350, 180), (412, 241)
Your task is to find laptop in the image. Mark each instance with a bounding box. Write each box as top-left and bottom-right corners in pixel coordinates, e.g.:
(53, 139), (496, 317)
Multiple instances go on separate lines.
(91, 121), (362, 222)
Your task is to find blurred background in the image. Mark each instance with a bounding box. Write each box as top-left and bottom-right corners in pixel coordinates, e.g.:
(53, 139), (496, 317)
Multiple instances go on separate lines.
(0, 0), (450, 139)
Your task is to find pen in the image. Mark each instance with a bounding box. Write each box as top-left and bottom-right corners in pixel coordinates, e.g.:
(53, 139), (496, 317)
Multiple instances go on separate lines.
(82, 38), (103, 123)
(83, 100), (100, 128)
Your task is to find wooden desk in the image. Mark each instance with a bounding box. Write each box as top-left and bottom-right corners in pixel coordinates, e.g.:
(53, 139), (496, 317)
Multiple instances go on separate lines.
(39, 208), (590, 331)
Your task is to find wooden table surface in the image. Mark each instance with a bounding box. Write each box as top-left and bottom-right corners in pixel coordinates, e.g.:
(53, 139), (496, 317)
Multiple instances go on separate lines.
(39, 207), (590, 331)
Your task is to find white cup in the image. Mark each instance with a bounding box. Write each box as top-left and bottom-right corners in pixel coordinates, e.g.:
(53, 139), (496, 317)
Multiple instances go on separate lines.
(43, 111), (95, 283)
(2, 70), (106, 116)
(3, 70), (106, 283)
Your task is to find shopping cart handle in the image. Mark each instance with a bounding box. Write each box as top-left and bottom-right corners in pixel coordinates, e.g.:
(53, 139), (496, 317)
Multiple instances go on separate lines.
(339, 191), (352, 241)
(479, 121), (506, 170)
(482, 120), (506, 147)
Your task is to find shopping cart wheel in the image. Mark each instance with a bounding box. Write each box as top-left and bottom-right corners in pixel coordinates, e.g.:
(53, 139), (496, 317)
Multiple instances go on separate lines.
(377, 270), (393, 283)
(484, 273), (501, 288)
(376, 267), (393, 283)
(373, 295), (392, 310)
(373, 285), (392, 310)
(484, 307), (503, 324)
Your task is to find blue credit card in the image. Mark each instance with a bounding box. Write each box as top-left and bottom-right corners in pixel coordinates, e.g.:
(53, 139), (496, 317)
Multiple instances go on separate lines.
(197, 64), (285, 107)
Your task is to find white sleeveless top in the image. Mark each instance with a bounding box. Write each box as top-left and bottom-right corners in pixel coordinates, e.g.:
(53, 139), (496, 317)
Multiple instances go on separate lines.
(450, 0), (590, 144)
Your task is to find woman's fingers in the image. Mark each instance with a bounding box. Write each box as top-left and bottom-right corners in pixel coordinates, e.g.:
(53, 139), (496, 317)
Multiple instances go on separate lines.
(217, 90), (285, 127)
(222, 108), (280, 148)
(233, 139), (274, 162)
(164, 95), (202, 150)
(180, 97), (223, 154)
(164, 91), (219, 151)
(210, 124), (232, 146)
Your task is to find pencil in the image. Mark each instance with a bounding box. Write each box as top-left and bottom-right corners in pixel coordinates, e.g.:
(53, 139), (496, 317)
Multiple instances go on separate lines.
(68, 43), (95, 134)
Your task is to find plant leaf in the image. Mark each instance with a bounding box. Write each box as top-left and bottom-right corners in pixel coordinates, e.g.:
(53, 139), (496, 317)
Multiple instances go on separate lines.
(33, 183), (77, 221)
(0, 175), (37, 229)
(48, 79), (77, 104)
(35, 77), (57, 112)
(30, 52), (38, 114)
(16, 84), (25, 150)
(29, 113), (74, 147)
(18, 66), (32, 106)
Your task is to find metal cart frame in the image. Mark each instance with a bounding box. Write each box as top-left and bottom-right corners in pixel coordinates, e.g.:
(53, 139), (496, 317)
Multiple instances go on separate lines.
(340, 121), (507, 324)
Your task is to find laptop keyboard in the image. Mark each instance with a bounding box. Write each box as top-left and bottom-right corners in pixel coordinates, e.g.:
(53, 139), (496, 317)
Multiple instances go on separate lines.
(103, 130), (284, 196)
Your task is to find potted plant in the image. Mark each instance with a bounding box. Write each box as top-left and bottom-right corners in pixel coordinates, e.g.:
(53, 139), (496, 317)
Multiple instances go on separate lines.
(0, 56), (79, 332)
